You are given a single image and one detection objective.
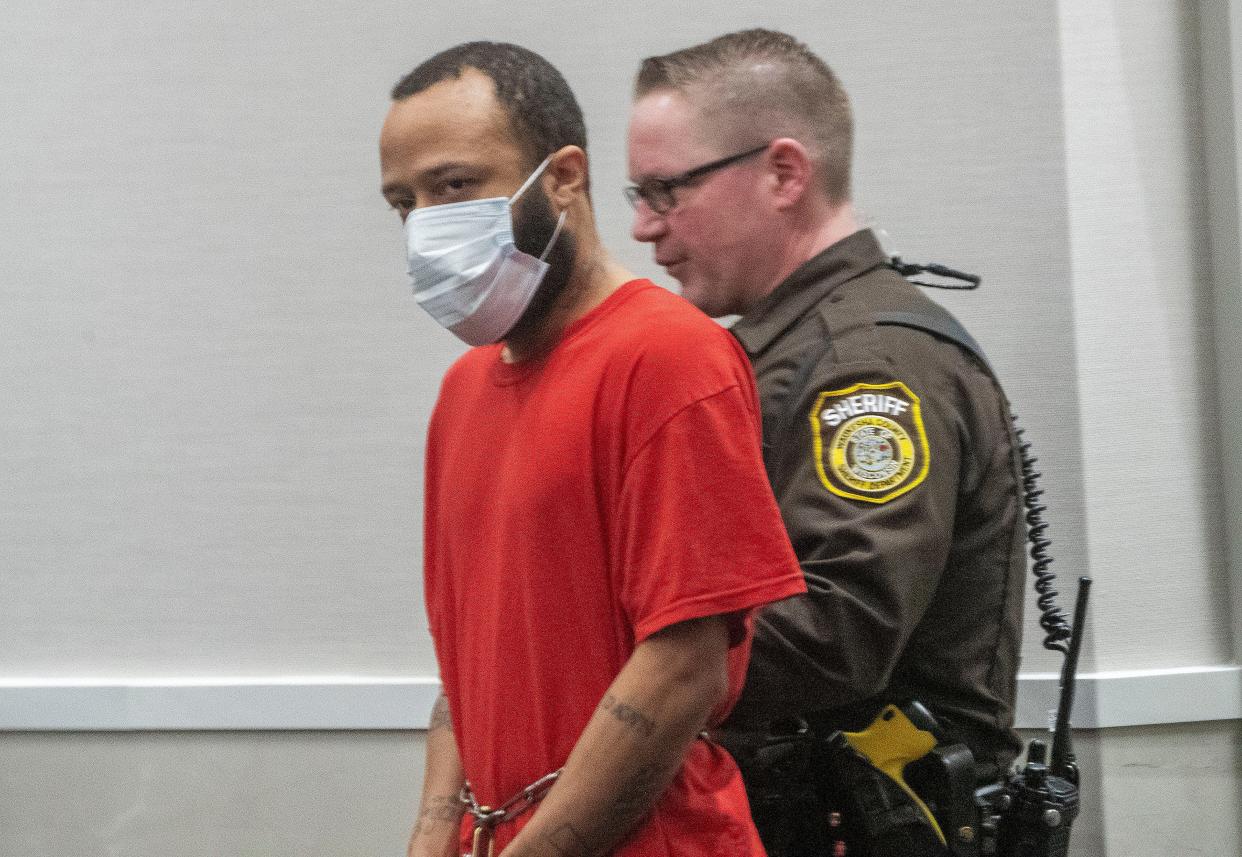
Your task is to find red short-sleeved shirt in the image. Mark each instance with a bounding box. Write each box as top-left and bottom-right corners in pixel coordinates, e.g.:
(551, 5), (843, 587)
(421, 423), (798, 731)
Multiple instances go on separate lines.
(424, 279), (805, 856)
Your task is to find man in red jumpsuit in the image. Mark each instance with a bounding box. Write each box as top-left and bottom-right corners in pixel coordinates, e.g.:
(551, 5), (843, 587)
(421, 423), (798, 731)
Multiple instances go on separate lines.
(379, 41), (806, 857)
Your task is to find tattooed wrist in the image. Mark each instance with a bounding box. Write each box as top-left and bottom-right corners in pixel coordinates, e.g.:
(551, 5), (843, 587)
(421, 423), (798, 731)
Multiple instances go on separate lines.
(411, 794), (462, 835)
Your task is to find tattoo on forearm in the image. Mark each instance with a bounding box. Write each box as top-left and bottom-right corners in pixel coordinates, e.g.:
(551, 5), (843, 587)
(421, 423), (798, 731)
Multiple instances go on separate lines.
(539, 761), (672, 856)
(545, 822), (594, 857)
(429, 695), (452, 732)
(536, 696), (676, 855)
(411, 795), (462, 836)
(599, 693), (656, 738)
(610, 761), (668, 829)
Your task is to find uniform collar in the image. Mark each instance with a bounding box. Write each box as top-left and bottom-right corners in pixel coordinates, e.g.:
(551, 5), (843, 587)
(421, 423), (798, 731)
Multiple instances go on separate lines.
(730, 228), (889, 356)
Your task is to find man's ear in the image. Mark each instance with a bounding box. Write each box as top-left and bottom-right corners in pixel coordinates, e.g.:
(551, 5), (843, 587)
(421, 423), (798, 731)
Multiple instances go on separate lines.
(544, 145), (589, 207)
(766, 138), (813, 210)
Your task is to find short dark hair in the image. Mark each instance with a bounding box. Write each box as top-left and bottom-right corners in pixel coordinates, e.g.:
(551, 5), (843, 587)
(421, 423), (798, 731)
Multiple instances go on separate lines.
(391, 41), (587, 172)
(635, 29), (852, 203)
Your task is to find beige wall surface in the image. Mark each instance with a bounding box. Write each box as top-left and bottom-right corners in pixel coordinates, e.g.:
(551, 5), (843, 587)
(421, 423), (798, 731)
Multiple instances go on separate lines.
(1, 725), (1237, 857)
(1, 731), (425, 857)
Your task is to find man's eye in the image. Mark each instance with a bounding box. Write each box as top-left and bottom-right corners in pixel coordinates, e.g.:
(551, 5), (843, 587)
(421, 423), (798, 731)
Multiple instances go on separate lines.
(437, 177), (474, 196)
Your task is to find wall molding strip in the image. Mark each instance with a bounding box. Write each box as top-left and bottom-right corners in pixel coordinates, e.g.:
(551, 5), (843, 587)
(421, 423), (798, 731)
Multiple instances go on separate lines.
(1, 667), (1237, 731)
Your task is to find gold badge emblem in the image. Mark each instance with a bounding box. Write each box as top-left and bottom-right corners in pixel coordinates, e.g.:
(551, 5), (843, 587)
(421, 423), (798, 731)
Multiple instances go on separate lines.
(809, 381), (929, 503)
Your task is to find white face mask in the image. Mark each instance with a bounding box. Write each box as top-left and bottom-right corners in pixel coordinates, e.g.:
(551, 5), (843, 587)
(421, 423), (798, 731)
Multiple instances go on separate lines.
(404, 156), (567, 346)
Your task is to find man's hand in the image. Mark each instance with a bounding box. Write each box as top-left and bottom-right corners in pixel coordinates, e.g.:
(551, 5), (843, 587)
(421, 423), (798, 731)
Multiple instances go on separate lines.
(408, 694), (466, 857)
(499, 614), (732, 857)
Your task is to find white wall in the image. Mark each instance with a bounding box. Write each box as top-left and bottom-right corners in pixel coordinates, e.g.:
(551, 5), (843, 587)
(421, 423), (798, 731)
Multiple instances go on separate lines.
(1060, 0), (1230, 672)
(0, 0), (1088, 682)
(0, 0), (452, 681)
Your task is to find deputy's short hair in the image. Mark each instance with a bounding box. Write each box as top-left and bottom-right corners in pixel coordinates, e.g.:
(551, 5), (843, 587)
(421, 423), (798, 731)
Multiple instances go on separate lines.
(635, 29), (852, 204)
(392, 41), (587, 172)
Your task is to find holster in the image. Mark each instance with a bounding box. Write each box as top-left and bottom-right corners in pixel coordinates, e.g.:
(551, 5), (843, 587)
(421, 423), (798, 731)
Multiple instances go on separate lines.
(725, 726), (827, 857)
(723, 711), (984, 857)
(820, 732), (950, 857)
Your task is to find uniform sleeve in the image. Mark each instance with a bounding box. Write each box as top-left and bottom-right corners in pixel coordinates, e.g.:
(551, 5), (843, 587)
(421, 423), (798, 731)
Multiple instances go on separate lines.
(610, 383), (806, 647)
(725, 347), (984, 728)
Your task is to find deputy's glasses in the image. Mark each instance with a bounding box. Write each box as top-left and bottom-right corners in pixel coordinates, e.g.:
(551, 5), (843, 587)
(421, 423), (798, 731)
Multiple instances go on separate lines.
(624, 143), (770, 215)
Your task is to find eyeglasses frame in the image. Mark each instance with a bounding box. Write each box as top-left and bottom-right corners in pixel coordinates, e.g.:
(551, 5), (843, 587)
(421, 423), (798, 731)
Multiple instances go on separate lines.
(624, 143), (771, 215)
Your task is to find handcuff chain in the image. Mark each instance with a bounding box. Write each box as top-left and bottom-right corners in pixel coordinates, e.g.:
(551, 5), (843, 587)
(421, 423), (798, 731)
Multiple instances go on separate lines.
(459, 769), (562, 828)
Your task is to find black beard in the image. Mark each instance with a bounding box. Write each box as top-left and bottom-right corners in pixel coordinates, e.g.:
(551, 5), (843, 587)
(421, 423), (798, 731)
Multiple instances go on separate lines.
(503, 184), (577, 344)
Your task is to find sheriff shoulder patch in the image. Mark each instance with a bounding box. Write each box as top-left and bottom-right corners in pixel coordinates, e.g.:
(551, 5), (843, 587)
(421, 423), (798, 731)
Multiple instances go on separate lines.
(809, 381), (929, 504)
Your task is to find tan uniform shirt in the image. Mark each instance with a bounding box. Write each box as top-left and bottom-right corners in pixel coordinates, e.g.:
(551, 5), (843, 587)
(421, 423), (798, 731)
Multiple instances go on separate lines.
(727, 229), (1026, 769)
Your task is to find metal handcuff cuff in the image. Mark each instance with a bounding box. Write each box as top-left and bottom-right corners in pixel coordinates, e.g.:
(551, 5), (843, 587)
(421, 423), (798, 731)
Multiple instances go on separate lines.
(459, 769), (562, 857)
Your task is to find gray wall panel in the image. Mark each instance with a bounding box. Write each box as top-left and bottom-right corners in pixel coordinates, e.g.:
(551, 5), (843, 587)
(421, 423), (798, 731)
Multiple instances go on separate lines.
(1201, 0), (1242, 664)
